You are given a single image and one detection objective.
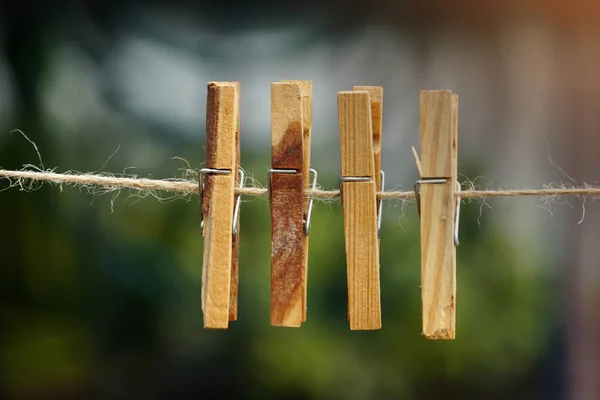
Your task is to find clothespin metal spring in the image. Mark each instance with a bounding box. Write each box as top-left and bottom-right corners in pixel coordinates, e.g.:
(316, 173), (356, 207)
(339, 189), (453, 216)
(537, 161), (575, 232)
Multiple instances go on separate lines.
(414, 179), (462, 246)
(199, 168), (245, 235)
(339, 170), (386, 237)
(267, 167), (318, 235)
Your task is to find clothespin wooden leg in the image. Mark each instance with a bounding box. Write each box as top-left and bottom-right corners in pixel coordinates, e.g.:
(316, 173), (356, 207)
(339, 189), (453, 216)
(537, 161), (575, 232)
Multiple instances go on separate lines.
(283, 80), (313, 322)
(348, 86), (384, 323)
(269, 82), (306, 327)
(416, 90), (459, 339)
(338, 90), (382, 330)
(201, 81), (240, 329)
(230, 82), (242, 321)
(352, 86), (383, 207)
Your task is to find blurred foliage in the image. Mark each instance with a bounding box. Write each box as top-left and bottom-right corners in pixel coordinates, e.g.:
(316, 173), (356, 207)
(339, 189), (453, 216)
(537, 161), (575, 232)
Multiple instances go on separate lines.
(1, 126), (553, 398)
(0, 4), (557, 399)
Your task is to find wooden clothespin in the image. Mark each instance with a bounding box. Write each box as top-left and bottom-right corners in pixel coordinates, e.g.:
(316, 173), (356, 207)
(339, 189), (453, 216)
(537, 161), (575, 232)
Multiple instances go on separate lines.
(200, 81), (242, 329)
(338, 89), (382, 330)
(415, 90), (460, 339)
(230, 82), (243, 322)
(269, 81), (316, 327)
(282, 80), (314, 322)
(353, 86), (384, 238)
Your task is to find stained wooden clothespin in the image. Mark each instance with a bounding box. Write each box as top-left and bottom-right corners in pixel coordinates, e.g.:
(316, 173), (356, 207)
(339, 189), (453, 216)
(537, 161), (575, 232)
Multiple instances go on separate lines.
(269, 81), (316, 327)
(200, 81), (243, 329)
(338, 89), (383, 330)
(415, 90), (460, 339)
(282, 80), (314, 322)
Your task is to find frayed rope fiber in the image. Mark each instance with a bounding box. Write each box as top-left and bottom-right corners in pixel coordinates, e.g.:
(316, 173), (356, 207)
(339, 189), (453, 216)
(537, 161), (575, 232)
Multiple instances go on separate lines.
(2, 168), (600, 200)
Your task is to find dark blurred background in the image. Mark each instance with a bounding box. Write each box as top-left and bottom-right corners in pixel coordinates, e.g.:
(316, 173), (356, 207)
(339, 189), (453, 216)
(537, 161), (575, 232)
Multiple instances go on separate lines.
(2, 1), (600, 399)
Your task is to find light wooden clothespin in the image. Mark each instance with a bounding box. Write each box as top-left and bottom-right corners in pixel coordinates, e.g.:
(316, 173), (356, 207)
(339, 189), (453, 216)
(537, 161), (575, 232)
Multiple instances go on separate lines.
(200, 81), (243, 329)
(353, 86), (385, 238)
(269, 81), (316, 327)
(230, 82), (242, 321)
(415, 90), (460, 339)
(338, 89), (383, 330)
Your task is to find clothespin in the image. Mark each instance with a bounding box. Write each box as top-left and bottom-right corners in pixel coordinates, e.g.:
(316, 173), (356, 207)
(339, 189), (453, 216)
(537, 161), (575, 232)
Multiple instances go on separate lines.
(199, 81), (243, 329)
(352, 86), (385, 238)
(415, 90), (461, 339)
(338, 89), (383, 330)
(230, 82), (242, 321)
(282, 80), (314, 322)
(269, 81), (316, 327)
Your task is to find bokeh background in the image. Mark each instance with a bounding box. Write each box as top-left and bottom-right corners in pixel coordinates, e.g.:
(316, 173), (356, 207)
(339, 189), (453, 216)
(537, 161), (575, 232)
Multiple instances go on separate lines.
(1, 1), (600, 399)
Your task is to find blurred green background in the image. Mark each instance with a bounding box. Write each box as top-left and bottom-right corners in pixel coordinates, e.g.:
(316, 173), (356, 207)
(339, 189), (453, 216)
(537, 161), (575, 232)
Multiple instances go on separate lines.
(2, 1), (600, 399)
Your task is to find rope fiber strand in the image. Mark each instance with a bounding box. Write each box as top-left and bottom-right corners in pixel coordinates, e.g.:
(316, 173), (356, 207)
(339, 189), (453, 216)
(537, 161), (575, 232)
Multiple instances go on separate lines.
(2, 168), (600, 201)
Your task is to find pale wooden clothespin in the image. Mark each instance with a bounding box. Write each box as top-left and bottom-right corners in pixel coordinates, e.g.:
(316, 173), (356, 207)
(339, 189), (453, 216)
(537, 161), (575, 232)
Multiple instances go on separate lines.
(353, 86), (383, 217)
(230, 82), (242, 321)
(415, 90), (460, 339)
(200, 81), (243, 329)
(269, 81), (316, 327)
(338, 89), (383, 330)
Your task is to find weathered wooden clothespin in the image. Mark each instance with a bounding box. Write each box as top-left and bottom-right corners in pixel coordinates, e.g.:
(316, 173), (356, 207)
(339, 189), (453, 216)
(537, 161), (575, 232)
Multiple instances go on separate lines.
(415, 90), (460, 339)
(269, 81), (316, 327)
(282, 80), (314, 322)
(338, 89), (383, 330)
(200, 81), (243, 329)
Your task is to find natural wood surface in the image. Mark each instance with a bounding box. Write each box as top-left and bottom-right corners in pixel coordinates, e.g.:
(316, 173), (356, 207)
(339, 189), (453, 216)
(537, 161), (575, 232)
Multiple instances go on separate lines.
(283, 80), (313, 322)
(420, 90), (453, 178)
(419, 182), (455, 338)
(206, 82), (238, 170)
(352, 86), (383, 191)
(230, 82), (241, 321)
(270, 82), (305, 327)
(339, 91), (375, 177)
(419, 90), (457, 339)
(342, 181), (381, 330)
(202, 174), (235, 329)
(338, 90), (381, 330)
(451, 94), (459, 183)
(202, 82), (239, 329)
(271, 83), (303, 170)
(270, 172), (304, 327)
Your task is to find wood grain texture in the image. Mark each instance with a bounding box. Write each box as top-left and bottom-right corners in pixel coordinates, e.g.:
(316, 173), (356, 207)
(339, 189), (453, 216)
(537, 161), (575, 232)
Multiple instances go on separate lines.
(338, 90), (381, 330)
(342, 181), (381, 330)
(420, 182), (455, 338)
(202, 175), (235, 329)
(270, 81), (305, 327)
(338, 91), (375, 177)
(270, 173), (304, 327)
(230, 82), (241, 321)
(271, 82), (303, 169)
(283, 80), (313, 322)
(206, 82), (239, 170)
(352, 86), (383, 191)
(451, 94), (459, 183)
(420, 90), (453, 178)
(202, 82), (239, 329)
(419, 90), (457, 339)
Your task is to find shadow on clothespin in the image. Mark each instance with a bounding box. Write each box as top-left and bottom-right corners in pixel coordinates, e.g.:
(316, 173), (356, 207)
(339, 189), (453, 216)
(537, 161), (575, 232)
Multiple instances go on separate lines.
(414, 90), (461, 339)
(269, 81), (316, 327)
(338, 88), (383, 330)
(200, 81), (243, 329)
